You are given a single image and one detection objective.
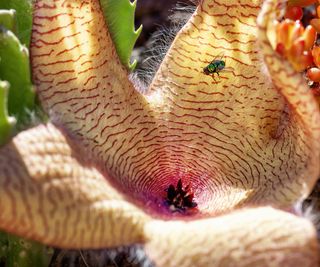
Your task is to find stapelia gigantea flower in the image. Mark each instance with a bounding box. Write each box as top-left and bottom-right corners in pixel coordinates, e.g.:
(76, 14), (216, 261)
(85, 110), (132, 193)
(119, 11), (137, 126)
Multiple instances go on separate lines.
(0, 0), (320, 266)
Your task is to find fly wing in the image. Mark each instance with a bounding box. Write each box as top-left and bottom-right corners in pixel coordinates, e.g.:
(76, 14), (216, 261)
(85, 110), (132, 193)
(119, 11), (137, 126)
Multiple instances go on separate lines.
(221, 66), (235, 73)
(209, 52), (225, 64)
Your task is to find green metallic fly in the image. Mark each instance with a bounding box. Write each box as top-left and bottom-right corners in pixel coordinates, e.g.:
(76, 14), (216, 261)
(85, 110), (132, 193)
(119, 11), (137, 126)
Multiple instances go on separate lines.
(203, 55), (232, 81)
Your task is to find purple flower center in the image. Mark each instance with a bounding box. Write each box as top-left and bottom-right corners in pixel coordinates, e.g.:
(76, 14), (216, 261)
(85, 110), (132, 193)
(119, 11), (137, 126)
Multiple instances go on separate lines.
(165, 179), (198, 213)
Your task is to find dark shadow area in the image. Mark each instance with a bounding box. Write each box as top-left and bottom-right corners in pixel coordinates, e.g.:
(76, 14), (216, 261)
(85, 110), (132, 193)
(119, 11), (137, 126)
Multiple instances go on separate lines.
(49, 245), (154, 267)
(135, 0), (192, 46)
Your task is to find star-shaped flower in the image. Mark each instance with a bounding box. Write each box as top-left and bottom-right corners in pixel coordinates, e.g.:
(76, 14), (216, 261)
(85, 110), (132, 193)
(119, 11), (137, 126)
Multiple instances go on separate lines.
(0, 0), (320, 266)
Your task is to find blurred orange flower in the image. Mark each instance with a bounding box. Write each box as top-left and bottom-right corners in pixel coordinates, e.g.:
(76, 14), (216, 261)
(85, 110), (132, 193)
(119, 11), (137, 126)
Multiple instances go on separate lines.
(276, 20), (315, 71)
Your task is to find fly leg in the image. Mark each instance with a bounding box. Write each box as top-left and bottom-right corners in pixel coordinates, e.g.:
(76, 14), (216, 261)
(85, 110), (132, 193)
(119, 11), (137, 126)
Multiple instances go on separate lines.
(211, 73), (217, 83)
(216, 71), (222, 82)
(217, 71), (221, 81)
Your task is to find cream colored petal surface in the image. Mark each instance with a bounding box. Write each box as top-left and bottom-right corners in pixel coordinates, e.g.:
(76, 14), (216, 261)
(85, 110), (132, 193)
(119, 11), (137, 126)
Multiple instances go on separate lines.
(30, 0), (320, 217)
(0, 124), (148, 248)
(145, 207), (319, 267)
(143, 0), (320, 213)
(31, 0), (154, 197)
(257, 0), (320, 189)
(31, 0), (184, 216)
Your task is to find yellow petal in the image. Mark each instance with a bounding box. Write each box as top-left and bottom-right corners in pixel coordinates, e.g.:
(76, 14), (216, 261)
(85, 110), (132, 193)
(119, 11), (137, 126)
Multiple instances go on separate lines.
(257, 0), (320, 192)
(0, 124), (148, 248)
(145, 207), (319, 267)
(31, 0), (151, 189)
(31, 0), (320, 217)
(145, 0), (320, 212)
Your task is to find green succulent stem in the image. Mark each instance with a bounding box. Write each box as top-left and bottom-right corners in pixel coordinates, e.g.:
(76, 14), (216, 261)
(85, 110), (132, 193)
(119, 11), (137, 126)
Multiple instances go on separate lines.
(0, 10), (16, 33)
(0, 0), (32, 46)
(0, 231), (53, 267)
(0, 25), (35, 126)
(0, 80), (15, 146)
(100, 0), (142, 70)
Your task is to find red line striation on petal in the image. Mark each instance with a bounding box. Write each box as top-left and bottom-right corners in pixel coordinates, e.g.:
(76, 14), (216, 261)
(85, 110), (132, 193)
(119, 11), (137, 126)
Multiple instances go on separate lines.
(0, 124), (148, 248)
(146, 0), (320, 216)
(31, 0), (320, 219)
